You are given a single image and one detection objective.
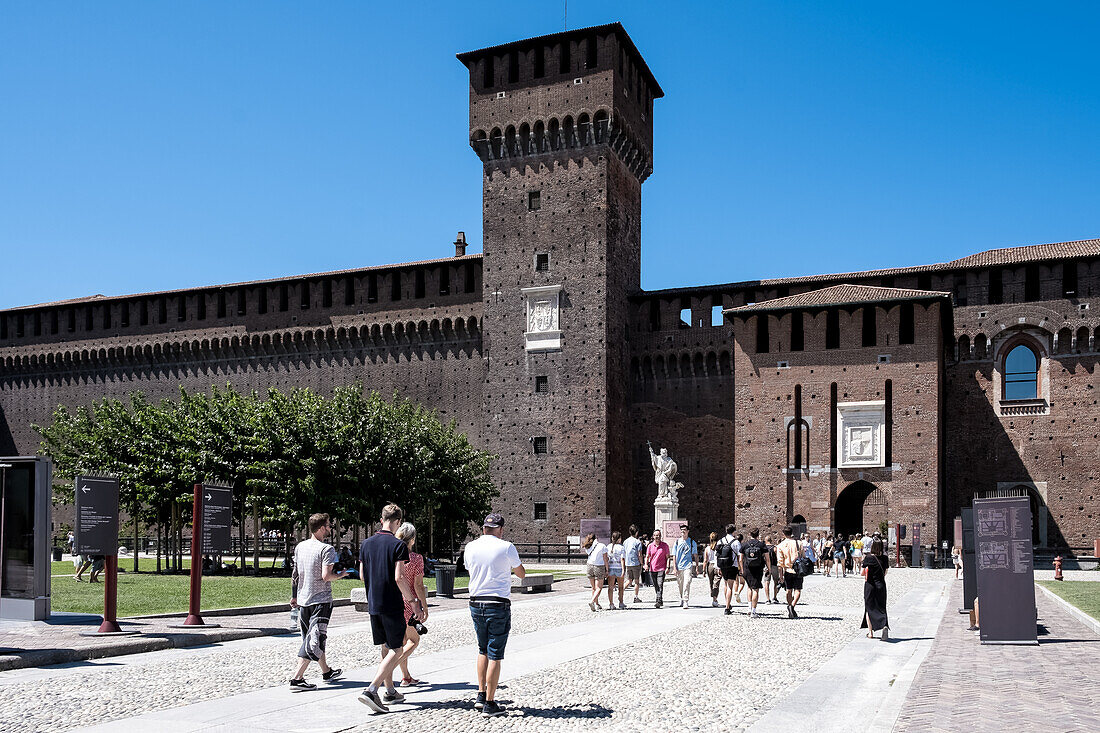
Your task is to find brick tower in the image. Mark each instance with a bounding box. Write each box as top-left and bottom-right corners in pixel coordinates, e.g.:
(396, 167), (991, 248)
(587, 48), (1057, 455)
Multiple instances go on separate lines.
(458, 24), (663, 540)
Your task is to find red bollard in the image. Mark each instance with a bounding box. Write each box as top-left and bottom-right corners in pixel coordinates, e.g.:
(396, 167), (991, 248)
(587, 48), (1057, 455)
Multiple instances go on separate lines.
(184, 484), (205, 625)
(97, 555), (122, 633)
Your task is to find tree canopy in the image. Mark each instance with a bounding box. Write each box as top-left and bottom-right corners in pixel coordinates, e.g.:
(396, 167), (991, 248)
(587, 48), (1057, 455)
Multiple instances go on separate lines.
(35, 383), (497, 545)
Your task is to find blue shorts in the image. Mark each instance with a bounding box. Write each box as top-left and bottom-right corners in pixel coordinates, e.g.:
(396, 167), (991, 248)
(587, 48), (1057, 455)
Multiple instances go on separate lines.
(470, 602), (511, 661)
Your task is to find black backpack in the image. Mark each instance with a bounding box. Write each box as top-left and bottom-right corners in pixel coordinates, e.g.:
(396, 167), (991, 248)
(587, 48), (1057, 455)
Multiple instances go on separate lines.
(742, 540), (765, 568)
(716, 539), (737, 570)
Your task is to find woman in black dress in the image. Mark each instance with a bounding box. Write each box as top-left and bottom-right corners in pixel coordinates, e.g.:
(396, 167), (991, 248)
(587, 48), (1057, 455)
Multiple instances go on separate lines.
(861, 539), (889, 640)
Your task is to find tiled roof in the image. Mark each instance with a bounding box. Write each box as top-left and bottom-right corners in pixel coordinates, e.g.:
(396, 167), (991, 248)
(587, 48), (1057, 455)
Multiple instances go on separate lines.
(639, 238), (1100, 298)
(726, 284), (950, 313)
(3, 254), (483, 313)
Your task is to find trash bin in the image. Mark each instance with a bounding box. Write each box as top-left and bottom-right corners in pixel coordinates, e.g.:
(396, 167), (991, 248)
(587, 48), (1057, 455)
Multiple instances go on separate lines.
(436, 564), (457, 598)
(52, 547), (63, 561)
(922, 550), (935, 569)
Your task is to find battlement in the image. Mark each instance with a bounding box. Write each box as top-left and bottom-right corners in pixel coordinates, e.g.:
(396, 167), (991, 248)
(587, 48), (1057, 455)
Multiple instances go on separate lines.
(459, 23), (661, 181)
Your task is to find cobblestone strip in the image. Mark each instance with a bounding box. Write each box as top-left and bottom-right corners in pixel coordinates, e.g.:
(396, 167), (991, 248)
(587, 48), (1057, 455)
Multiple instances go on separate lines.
(893, 578), (1100, 733)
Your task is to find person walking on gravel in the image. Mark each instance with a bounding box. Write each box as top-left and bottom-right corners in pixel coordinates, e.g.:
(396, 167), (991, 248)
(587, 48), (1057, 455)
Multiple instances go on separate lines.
(645, 528), (671, 608)
(289, 512), (350, 691)
(738, 528), (771, 618)
(703, 532), (722, 607)
(671, 524), (699, 608)
(464, 512), (525, 718)
(716, 524), (739, 615)
(583, 533), (610, 611)
(607, 531), (627, 609)
(392, 522), (429, 688)
(357, 504), (425, 713)
(623, 525), (645, 604)
(776, 526), (804, 619)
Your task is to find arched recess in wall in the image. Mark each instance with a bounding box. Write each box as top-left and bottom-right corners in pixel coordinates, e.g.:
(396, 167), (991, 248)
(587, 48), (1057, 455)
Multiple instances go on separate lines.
(974, 334), (988, 360)
(1075, 326), (1089, 353)
(834, 480), (882, 538)
(957, 335), (970, 361)
(1056, 327), (1072, 354)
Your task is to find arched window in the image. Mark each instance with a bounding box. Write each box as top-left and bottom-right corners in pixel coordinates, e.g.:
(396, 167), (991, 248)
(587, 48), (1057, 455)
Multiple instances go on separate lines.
(1004, 344), (1038, 400)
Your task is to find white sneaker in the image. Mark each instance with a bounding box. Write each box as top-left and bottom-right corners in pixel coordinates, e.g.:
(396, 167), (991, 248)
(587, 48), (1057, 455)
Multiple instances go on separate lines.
(681, 600), (688, 608)
(588, 602), (596, 612)
(712, 600), (720, 608)
(618, 602), (626, 610)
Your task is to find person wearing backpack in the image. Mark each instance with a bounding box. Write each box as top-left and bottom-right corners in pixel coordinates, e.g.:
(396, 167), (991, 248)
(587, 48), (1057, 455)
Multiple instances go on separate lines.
(671, 524), (699, 608)
(715, 524), (739, 615)
(738, 528), (771, 619)
(763, 534), (781, 604)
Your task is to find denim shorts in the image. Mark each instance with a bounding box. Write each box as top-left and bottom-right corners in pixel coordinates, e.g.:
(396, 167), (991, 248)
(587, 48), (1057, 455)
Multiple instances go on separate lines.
(470, 602), (511, 661)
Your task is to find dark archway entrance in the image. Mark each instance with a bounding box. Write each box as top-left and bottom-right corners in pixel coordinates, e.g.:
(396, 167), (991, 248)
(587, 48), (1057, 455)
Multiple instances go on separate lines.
(834, 481), (881, 538)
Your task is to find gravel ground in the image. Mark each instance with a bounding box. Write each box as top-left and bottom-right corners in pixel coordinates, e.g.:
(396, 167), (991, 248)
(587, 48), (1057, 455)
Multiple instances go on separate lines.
(0, 598), (594, 733)
(349, 569), (936, 733)
(0, 569), (939, 732)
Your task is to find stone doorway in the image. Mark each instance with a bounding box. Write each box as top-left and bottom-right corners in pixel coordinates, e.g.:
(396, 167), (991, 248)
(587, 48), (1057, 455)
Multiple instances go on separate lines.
(834, 480), (886, 538)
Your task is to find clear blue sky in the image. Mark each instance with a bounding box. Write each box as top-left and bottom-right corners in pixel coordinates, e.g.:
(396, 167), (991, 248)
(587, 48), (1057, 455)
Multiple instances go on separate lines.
(2, 2), (1098, 310)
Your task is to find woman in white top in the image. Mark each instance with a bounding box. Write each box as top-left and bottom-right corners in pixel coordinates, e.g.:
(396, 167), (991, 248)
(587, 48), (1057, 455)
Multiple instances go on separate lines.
(703, 532), (722, 608)
(605, 530), (626, 609)
(583, 533), (609, 611)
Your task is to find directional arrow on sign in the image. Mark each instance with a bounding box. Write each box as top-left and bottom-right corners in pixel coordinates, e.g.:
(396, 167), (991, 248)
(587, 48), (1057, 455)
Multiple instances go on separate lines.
(206, 494), (212, 501)
(82, 485), (91, 493)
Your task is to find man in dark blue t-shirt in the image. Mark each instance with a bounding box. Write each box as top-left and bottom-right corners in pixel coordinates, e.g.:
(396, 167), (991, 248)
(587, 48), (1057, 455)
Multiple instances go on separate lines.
(356, 503), (423, 714)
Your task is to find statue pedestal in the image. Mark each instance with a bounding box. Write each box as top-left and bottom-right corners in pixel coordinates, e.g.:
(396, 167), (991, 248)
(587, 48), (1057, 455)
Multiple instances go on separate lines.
(654, 497), (680, 533)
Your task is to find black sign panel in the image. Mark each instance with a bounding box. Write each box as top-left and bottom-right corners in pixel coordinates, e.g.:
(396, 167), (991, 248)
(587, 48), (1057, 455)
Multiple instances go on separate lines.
(201, 485), (233, 554)
(961, 508), (977, 611)
(974, 496), (1037, 644)
(75, 476), (119, 555)
(911, 523), (921, 567)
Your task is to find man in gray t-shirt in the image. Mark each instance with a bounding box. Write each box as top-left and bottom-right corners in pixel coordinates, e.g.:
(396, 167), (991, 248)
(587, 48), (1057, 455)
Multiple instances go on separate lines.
(289, 512), (350, 690)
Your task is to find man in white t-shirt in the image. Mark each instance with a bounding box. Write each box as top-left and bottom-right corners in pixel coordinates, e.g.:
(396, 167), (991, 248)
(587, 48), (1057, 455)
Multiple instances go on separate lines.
(623, 525), (645, 603)
(463, 512), (525, 719)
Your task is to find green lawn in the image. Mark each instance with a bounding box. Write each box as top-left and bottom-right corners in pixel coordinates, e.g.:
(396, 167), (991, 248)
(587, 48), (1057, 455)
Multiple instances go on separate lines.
(52, 571), (469, 617)
(50, 562), (573, 616)
(1037, 580), (1100, 622)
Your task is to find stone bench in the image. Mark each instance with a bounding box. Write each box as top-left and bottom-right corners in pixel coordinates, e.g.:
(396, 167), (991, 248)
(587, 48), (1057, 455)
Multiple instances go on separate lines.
(350, 587), (368, 612)
(512, 573), (553, 593)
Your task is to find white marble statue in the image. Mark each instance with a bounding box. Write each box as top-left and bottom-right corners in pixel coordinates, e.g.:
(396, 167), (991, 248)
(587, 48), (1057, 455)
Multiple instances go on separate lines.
(648, 443), (681, 502)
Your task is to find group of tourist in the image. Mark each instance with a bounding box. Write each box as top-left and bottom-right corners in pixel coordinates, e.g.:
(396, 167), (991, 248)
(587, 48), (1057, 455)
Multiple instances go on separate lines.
(289, 505), (523, 718)
(585, 522), (891, 636)
(288, 508), (891, 720)
(806, 530), (881, 578)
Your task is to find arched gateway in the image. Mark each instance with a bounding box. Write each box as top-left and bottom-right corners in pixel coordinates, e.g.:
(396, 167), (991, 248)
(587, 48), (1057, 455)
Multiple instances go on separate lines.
(834, 481), (888, 538)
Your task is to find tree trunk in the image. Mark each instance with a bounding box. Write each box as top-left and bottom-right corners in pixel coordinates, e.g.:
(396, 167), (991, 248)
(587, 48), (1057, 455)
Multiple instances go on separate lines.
(170, 501), (178, 572)
(156, 518), (162, 573)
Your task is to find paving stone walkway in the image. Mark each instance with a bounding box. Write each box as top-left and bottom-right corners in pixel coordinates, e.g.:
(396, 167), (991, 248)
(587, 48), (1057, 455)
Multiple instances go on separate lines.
(893, 579), (1100, 733)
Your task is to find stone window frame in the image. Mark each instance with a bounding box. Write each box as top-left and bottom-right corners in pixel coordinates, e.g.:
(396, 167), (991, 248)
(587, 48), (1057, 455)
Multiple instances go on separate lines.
(533, 501), (548, 522)
(993, 329), (1050, 417)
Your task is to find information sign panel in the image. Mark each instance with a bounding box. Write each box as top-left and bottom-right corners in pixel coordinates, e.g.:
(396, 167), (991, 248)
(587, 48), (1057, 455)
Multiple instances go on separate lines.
(200, 485), (233, 554)
(75, 476), (119, 555)
(974, 496), (1037, 644)
(911, 523), (921, 567)
(579, 517), (611, 546)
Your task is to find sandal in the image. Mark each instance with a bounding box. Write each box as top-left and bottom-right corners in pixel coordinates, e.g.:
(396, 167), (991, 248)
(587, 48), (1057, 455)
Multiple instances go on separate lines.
(401, 677), (421, 686)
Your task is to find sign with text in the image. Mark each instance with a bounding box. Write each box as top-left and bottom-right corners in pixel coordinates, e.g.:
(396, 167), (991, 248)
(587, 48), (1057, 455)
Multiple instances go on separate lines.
(74, 476), (119, 555)
(911, 523), (921, 567)
(974, 496), (1037, 644)
(200, 485), (233, 554)
(579, 518), (611, 546)
(662, 520), (687, 547)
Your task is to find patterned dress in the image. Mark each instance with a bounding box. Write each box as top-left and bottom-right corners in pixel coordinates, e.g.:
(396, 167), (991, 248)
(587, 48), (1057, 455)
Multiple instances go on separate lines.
(402, 551), (424, 623)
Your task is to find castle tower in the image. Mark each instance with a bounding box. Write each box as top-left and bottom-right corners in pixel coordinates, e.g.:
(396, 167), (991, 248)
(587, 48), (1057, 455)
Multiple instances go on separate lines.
(458, 24), (663, 539)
